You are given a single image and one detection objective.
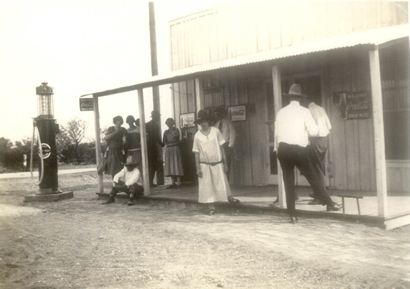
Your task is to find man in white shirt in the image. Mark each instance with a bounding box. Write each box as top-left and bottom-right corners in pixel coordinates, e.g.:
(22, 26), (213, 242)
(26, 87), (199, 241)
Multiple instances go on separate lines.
(103, 156), (144, 206)
(307, 97), (331, 174)
(214, 106), (236, 176)
(305, 96), (332, 204)
(275, 84), (340, 223)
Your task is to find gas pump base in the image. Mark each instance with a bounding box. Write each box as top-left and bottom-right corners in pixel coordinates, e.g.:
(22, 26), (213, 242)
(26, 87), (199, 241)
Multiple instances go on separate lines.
(24, 191), (73, 202)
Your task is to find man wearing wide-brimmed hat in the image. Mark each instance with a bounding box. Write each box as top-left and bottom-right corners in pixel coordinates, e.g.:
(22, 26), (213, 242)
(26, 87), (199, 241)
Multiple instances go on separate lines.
(146, 110), (164, 186)
(213, 106), (236, 177)
(103, 156), (144, 206)
(274, 83), (340, 223)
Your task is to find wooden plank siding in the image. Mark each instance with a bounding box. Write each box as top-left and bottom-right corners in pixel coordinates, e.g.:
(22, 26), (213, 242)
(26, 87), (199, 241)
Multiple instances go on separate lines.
(325, 49), (377, 192)
(170, 43), (408, 192)
(169, 1), (408, 71)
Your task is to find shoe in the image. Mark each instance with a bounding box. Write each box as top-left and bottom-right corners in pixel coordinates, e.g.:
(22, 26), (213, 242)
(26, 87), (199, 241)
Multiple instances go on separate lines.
(208, 209), (216, 216)
(289, 216), (298, 224)
(167, 184), (177, 189)
(102, 197), (115, 204)
(228, 196), (240, 204)
(308, 199), (322, 205)
(326, 203), (341, 211)
(127, 199), (135, 206)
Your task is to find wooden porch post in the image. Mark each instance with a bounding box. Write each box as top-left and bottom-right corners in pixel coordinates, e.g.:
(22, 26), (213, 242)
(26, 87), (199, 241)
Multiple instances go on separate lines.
(138, 88), (151, 195)
(149, 2), (160, 114)
(369, 47), (388, 218)
(195, 78), (203, 113)
(93, 95), (104, 194)
(272, 65), (286, 208)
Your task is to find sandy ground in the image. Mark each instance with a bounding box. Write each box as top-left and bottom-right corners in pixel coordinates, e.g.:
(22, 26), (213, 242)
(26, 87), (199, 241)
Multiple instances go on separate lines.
(0, 173), (409, 289)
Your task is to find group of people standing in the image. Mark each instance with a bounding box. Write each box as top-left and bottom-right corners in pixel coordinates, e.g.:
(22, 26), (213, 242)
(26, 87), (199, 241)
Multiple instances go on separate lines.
(100, 111), (186, 205)
(99, 83), (340, 221)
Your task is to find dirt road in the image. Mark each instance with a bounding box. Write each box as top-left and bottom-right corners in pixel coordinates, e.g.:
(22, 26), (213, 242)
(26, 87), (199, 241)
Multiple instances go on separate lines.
(0, 173), (409, 289)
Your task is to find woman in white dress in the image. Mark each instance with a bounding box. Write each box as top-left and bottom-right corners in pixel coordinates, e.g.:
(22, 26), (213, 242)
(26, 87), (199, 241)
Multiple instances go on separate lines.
(192, 110), (239, 215)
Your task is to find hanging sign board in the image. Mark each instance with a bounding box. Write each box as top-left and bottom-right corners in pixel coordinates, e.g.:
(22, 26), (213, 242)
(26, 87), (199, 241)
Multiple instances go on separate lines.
(180, 113), (196, 127)
(229, 105), (247, 121)
(334, 92), (371, 120)
(79, 98), (94, 111)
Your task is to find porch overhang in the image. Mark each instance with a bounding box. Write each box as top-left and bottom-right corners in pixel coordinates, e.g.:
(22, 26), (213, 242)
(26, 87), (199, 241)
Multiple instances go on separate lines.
(82, 24), (408, 98)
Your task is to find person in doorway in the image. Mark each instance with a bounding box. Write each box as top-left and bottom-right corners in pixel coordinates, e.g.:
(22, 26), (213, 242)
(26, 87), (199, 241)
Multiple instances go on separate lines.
(193, 110), (239, 215)
(102, 156), (144, 206)
(125, 115), (142, 170)
(303, 95), (332, 205)
(104, 115), (127, 178)
(146, 110), (164, 187)
(163, 118), (184, 189)
(274, 83), (340, 223)
(213, 106), (236, 177)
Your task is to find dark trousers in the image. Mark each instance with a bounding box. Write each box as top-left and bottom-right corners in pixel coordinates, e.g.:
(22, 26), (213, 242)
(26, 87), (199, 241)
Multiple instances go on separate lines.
(277, 143), (333, 216)
(222, 144), (233, 176)
(309, 137), (328, 176)
(110, 182), (144, 200)
(148, 145), (164, 186)
(148, 158), (164, 186)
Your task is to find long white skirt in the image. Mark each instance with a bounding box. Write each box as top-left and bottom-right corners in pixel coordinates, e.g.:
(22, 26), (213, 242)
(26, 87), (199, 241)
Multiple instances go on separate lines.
(198, 163), (231, 203)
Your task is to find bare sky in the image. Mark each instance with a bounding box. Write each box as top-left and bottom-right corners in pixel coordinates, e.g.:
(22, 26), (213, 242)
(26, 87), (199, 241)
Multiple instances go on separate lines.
(0, 0), (220, 142)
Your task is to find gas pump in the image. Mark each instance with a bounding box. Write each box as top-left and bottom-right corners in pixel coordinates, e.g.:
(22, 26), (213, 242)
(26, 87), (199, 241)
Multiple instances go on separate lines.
(26, 82), (73, 201)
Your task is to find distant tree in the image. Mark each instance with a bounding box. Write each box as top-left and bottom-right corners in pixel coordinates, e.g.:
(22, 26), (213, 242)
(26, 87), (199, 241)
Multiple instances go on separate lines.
(0, 137), (12, 165)
(0, 137), (32, 172)
(61, 119), (86, 163)
(56, 127), (72, 163)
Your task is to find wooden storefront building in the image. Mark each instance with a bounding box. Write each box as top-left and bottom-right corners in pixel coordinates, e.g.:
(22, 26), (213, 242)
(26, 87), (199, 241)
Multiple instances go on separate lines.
(86, 1), (409, 226)
(169, 1), (409, 195)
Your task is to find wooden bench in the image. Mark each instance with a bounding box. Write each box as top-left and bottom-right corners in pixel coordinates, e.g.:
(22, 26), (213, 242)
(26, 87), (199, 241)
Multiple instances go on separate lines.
(335, 194), (363, 215)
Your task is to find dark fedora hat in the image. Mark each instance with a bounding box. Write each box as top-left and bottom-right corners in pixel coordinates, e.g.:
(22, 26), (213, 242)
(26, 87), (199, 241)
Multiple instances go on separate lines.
(284, 83), (307, 98)
(194, 109), (211, 124)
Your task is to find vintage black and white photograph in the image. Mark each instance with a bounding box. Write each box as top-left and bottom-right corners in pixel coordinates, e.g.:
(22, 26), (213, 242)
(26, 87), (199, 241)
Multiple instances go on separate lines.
(0, 0), (409, 288)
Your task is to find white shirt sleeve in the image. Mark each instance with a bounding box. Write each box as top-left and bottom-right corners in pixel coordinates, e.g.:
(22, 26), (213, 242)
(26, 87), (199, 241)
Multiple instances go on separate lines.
(192, 133), (199, 153)
(216, 128), (226, 146)
(113, 168), (125, 184)
(305, 111), (319, 137)
(324, 109), (332, 131)
(125, 168), (141, 187)
(228, 120), (236, 147)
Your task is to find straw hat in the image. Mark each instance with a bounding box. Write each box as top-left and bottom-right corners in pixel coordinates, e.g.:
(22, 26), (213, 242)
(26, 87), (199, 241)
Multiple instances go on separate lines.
(284, 83), (307, 98)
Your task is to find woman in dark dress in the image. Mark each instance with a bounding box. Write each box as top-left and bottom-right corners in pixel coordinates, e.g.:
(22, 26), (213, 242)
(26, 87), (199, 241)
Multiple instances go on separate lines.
(125, 115), (142, 169)
(163, 118), (184, 188)
(104, 115), (127, 178)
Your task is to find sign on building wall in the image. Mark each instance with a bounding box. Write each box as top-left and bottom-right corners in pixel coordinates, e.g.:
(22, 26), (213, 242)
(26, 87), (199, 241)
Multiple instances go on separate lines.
(180, 112), (196, 127)
(79, 98), (94, 111)
(335, 92), (371, 119)
(229, 105), (247, 121)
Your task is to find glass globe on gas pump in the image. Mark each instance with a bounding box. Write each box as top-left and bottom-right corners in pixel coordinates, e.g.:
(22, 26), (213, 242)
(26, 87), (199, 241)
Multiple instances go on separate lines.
(36, 82), (54, 118)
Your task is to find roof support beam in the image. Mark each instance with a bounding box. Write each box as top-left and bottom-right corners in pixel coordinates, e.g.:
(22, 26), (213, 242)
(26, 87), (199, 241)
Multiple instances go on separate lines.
(369, 47), (388, 218)
(272, 65), (286, 208)
(93, 95), (104, 194)
(138, 89), (151, 195)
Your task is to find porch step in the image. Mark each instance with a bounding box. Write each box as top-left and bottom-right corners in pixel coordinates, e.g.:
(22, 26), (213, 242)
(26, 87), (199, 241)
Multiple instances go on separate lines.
(96, 192), (392, 229)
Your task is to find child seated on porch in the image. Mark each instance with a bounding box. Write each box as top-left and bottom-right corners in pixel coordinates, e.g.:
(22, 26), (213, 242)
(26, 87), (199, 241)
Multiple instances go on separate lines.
(103, 156), (144, 206)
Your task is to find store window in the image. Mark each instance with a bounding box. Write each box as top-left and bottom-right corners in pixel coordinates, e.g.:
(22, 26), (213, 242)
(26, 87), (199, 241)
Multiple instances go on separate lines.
(381, 43), (410, 160)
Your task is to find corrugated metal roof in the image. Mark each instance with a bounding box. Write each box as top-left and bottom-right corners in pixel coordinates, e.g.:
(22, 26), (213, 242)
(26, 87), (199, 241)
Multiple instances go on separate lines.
(89, 24), (408, 97)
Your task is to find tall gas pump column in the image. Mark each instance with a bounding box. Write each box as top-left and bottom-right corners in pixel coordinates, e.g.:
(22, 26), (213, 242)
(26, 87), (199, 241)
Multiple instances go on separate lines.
(25, 82), (73, 202)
